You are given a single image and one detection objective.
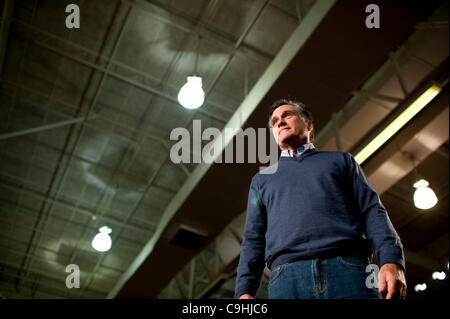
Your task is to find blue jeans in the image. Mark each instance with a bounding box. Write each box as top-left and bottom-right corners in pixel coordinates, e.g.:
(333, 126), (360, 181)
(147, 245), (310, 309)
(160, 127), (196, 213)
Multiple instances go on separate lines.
(268, 255), (382, 299)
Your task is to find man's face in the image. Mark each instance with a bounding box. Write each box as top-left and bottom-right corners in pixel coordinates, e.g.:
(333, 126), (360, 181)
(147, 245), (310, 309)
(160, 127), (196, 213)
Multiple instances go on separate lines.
(270, 104), (313, 149)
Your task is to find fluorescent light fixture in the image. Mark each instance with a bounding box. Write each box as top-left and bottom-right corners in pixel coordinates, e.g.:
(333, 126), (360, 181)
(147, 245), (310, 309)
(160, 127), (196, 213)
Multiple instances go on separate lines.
(355, 85), (442, 165)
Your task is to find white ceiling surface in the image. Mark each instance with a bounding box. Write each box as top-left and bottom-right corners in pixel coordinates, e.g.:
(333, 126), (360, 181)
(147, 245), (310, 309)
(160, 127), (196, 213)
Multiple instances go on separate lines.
(0, 0), (316, 298)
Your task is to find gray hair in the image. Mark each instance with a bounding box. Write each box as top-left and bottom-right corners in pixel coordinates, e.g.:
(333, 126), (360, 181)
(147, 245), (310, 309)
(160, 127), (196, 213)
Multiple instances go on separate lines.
(268, 98), (314, 141)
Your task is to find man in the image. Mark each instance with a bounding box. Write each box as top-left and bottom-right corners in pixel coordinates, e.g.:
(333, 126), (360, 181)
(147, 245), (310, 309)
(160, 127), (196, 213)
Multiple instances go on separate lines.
(235, 99), (407, 299)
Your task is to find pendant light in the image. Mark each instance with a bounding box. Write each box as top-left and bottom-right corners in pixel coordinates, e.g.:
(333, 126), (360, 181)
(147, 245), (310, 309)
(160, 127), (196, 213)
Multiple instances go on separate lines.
(413, 179), (438, 210)
(178, 76), (205, 109)
(414, 283), (427, 292)
(408, 154), (438, 210)
(178, 36), (205, 109)
(432, 271), (446, 280)
(92, 226), (112, 252)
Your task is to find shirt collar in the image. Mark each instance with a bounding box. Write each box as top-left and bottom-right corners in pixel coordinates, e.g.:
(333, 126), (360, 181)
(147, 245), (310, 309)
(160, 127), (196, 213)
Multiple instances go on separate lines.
(280, 143), (315, 158)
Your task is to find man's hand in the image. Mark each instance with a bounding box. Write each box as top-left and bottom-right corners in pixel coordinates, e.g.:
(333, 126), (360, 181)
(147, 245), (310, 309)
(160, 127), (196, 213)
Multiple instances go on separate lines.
(378, 263), (407, 299)
(239, 294), (255, 299)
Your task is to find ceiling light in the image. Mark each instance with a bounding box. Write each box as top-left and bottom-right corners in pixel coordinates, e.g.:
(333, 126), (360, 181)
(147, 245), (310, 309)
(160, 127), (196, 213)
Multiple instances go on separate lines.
(355, 85), (442, 165)
(414, 283), (427, 292)
(91, 226), (112, 252)
(413, 179), (438, 210)
(432, 271), (446, 280)
(178, 76), (205, 109)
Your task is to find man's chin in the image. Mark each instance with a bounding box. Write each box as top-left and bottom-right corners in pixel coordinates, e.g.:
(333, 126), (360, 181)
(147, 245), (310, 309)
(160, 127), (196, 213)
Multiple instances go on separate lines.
(279, 133), (294, 145)
(279, 135), (308, 149)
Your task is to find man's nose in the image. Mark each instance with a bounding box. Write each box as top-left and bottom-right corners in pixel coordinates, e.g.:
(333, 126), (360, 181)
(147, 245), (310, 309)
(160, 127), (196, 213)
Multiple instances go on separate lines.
(277, 120), (286, 128)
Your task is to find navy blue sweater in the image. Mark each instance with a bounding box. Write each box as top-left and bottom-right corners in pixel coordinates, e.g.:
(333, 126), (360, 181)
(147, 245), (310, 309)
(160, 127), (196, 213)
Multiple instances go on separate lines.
(234, 149), (405, 298)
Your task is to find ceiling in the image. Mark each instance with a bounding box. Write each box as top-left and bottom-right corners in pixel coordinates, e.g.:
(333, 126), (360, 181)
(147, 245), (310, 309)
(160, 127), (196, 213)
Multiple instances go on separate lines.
(0, 0), (448, 299)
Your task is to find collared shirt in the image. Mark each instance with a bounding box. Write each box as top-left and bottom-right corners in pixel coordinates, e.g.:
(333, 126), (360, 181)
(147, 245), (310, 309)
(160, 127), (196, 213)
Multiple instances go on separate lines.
(280, 143), (315, 158)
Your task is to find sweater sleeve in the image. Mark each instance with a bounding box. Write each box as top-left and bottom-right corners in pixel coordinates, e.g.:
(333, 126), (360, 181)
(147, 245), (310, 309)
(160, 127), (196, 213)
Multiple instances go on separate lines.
(234, 175), (267, 299)
(345, 152), (406, 271)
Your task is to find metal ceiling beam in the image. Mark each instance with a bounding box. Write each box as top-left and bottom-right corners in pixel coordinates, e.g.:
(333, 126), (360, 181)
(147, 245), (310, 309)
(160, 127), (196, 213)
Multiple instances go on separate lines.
(202, 0), (271, 101)
(16, 36), (228, 125)
(3, 8), (276, 292)
(1, 80), (172, 149)
(315, 19), (447, 153)
(75, 157), (170, 297)
(0, 257), (108, 297)
(315, 46), (421, 150)
(0, 178), (155, 236)
(195, 225), (270, 299)
(415, 21), (449, 30)
(175, 273), (187, 299)
(0, 114), (99, 141)
(0, 124), (174, 198)
(161, 140), (191, 177)
(79, 0), (221, 291)
(123, 4), (275, 264)
(0, 107), (178, 209)
(155, 226), (249, 298)
(24, 3), (142, 297)
(0, 238), (123, 282)
(165, 239), (223, 298)
(389, 51), (409, 97)
(347, 60), (448, 250)
(295, 0), (303, 22)
(435, 142), (449, 159)
(111, 0), (272, 299)
(109, 0), (336, 299)
(331, 112), (342, 150)
(6, 119), (41, 251)
(6, 18), (234, 119)
(0, 0), (14, 78)
(122, 0), (273, 66)
(0, 206), (149, 248)
(352, 89), (403, 103)
(4, 0), (232, 298)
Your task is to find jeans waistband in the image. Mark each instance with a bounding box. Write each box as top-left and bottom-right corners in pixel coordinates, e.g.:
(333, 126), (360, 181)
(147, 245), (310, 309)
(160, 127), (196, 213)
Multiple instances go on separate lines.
(269, 248), (371, 270)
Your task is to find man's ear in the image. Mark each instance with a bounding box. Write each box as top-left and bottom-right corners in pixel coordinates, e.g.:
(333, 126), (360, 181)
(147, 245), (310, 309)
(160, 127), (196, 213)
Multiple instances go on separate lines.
(307, 120), (314, 133)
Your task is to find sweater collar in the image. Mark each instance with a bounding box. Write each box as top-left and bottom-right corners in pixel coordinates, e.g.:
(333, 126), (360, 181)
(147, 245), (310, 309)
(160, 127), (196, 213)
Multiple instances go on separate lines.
(280, 143), (315, 158)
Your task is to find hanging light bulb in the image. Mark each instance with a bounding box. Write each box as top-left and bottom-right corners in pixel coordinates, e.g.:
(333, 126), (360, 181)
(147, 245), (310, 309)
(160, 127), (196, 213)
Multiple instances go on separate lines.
(91, 226), (112, 252)
(413, 179), (438, 210)
(414, 283), (427, 292)
(432, 271), (446, 280)
(178, 76), (205, 109)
